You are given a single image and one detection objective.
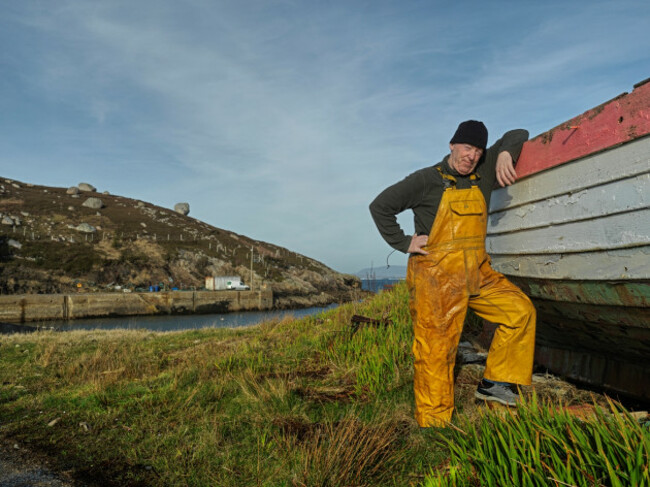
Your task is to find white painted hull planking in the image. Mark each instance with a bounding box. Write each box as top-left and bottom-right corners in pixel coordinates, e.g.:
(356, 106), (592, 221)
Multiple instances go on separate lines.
(487, 135), (650, 278)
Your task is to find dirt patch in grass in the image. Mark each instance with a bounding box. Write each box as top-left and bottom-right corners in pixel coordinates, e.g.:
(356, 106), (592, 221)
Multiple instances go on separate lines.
(256, 365), (332, 382)
(294, 384), (358, 403)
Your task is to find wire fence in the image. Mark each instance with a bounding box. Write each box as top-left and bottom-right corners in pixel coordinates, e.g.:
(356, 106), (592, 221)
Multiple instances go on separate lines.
(1, 225), (310, 279)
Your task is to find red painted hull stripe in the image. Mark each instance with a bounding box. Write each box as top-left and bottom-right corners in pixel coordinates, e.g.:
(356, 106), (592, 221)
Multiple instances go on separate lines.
(517, 80), (650, 179)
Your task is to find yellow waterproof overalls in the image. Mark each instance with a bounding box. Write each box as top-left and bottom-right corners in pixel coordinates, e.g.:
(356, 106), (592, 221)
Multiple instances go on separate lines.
(406, 168), (536, 427)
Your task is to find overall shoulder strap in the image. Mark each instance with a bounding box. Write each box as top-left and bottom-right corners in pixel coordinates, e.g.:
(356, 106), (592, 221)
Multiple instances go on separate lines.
(437, 166), (480, 188)
(436, 166), (457, 189)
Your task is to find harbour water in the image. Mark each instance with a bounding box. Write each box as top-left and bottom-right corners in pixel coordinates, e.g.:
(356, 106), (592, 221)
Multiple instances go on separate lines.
(19, 304), (338, 333)
(361, 278), (401, 293)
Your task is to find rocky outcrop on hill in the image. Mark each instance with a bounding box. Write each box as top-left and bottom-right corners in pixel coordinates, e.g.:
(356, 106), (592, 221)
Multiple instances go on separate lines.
(82, 197), (104, 209)
(0, 177), (360, 308)
(78, 182), (96, 192)
(74, 223), (96, 233)
(174, 202), (190, 216)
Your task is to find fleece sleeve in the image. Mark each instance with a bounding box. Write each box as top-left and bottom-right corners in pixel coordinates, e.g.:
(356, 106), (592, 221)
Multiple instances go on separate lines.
(369, 170), (428, 253)
(492, 129), (529, 164)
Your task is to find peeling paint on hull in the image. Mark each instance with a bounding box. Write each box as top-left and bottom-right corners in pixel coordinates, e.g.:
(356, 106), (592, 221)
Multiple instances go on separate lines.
(515, 78), (650, 179)
(512, 278), (650, 309)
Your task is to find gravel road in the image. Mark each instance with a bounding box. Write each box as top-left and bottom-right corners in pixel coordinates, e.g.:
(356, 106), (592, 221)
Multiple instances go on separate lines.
(0, 441), (79, 487)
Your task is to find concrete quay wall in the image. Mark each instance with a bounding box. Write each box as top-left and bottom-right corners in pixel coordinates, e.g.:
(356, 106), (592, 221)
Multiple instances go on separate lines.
(0, 289), (274, 323)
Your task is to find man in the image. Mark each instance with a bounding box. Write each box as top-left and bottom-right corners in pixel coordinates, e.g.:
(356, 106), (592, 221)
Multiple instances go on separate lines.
(369, 120), (536, 428)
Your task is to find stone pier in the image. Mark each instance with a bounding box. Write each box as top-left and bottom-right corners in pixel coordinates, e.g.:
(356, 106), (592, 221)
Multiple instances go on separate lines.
(0, 289), (274, 323)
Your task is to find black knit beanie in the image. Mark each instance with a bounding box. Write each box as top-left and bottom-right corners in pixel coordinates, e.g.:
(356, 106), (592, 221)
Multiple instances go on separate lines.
(450, 120), (488, 150)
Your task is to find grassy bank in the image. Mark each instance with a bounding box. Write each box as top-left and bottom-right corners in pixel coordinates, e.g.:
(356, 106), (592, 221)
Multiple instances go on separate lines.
(1, 283), (648, 486)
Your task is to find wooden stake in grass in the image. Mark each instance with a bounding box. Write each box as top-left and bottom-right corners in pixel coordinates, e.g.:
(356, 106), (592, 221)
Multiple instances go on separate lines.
(349, 314), (392, 336)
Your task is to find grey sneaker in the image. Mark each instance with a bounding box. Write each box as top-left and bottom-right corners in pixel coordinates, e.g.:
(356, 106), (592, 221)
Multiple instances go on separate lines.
(475, 379), (519, 406)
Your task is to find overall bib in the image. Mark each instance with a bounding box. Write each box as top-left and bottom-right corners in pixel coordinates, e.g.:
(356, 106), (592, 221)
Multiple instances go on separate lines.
(406, 170), (536, 427)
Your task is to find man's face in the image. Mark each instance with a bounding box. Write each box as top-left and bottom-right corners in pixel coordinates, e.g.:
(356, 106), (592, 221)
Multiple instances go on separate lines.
(448, 143), (484, 175)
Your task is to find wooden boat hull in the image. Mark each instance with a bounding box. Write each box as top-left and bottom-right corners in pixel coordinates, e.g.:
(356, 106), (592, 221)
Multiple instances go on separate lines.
(486, 80), (650, 401)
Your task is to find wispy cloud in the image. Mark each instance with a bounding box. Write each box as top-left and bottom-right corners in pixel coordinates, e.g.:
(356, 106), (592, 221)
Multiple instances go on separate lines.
(1, 0), (649, 271)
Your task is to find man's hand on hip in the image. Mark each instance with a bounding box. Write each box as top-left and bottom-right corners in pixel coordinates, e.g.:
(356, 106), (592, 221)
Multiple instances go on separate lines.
(408, 234), (429, 255)
(496, 151), (518, 187)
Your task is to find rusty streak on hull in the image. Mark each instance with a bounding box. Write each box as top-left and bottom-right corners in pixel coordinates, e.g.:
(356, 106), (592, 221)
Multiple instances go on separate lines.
(511, 277), (650, 354)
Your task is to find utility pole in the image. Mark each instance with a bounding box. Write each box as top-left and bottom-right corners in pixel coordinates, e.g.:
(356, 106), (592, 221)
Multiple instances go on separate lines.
(250, 245), (254, 291)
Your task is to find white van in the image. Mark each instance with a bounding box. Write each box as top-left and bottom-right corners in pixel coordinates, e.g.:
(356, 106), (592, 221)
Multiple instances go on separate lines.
(205, 276), (250, 291)
(228, 280), (250, 291)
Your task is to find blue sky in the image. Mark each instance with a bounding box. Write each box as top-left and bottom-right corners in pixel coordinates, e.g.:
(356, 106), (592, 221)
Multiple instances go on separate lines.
(2, 1), (649, 274)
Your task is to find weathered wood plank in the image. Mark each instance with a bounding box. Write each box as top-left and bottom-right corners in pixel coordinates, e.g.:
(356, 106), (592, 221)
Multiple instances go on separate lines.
(488, 172), (650, 234)
(535, 345), (650, 401)
(491, 246), (650, 280)
(515, 79), (650, 179)
(486, 207), (650, 254)
(506, 277), (650, 308)
(490, 135), (650, 212)
(535, 300), (650, 329)
(533, 310), (650, 360)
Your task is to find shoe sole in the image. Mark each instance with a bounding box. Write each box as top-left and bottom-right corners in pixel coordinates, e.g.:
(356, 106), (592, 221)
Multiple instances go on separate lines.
(474, 390), (517, 407)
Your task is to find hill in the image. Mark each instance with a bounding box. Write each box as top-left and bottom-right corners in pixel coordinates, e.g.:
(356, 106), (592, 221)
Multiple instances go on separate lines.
(0, 177), (359, 308)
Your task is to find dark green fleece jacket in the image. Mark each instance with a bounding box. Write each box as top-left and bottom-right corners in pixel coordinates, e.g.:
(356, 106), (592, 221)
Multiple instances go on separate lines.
(369, 129), (529, 253)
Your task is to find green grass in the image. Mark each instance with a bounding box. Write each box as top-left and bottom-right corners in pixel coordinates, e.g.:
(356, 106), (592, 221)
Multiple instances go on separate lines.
(424, 395), (650, 487)
(1, 282), (647, 486)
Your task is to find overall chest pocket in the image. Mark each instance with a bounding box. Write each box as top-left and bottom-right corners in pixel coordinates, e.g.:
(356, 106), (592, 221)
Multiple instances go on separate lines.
(449, 200), (485, 239)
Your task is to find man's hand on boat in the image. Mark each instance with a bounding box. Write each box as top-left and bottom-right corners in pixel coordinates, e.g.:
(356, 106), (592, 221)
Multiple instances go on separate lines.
(496, 151), (518, 187)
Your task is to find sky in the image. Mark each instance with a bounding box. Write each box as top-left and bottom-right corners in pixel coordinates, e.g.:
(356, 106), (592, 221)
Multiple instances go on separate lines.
(1, 1), (649, 274)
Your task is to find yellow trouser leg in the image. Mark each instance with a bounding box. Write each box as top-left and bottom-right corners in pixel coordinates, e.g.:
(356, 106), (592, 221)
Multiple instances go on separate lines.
(410, 270), (468, 427)
(469, 272), (536, 385)
(412, 312), (467, 426)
